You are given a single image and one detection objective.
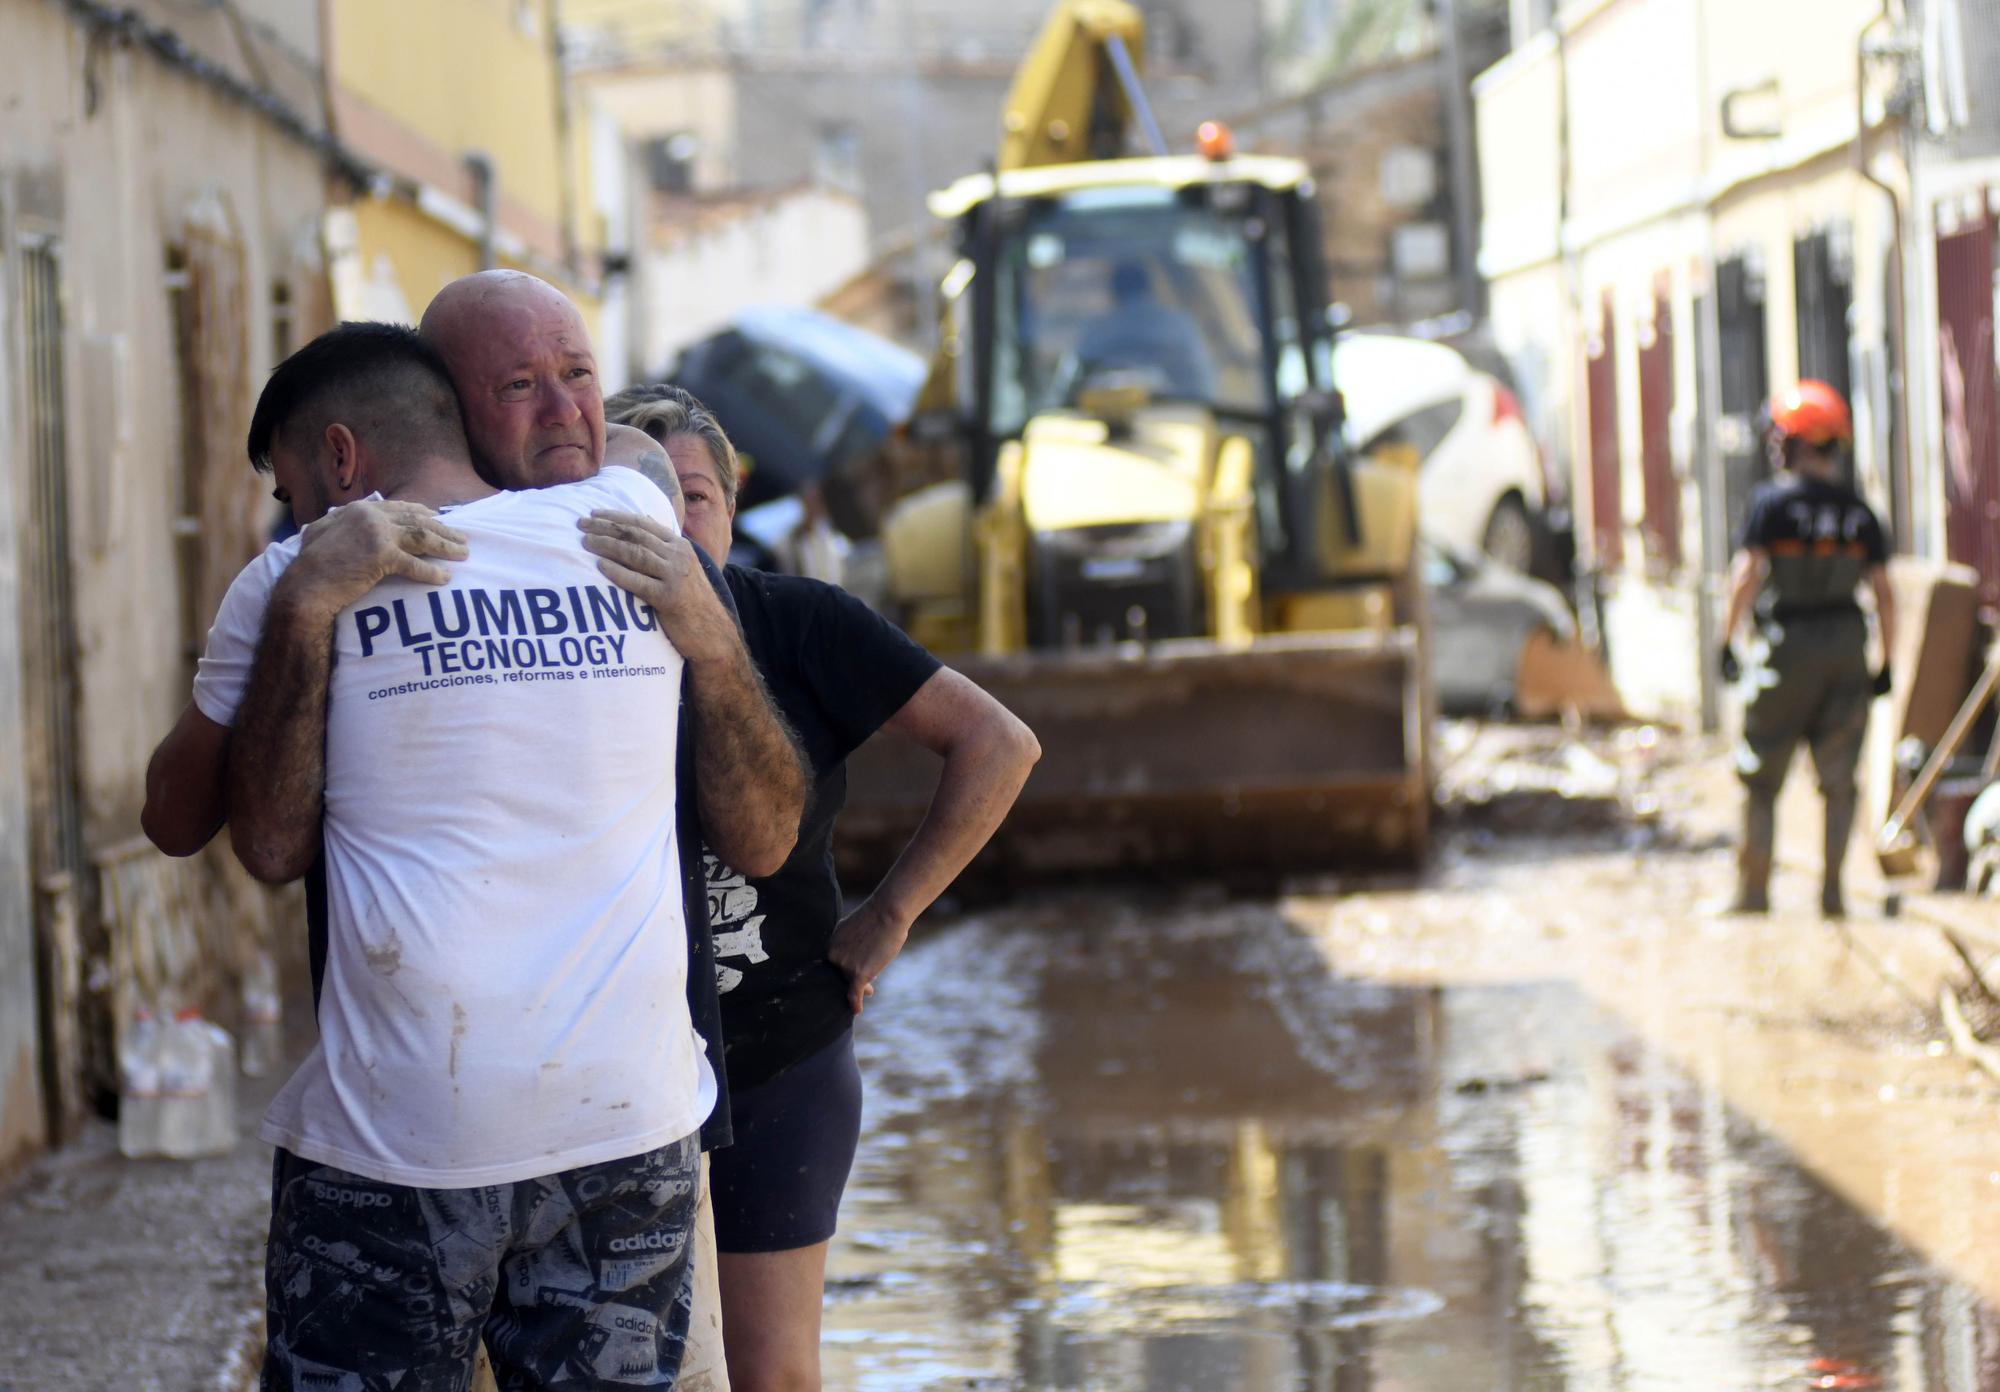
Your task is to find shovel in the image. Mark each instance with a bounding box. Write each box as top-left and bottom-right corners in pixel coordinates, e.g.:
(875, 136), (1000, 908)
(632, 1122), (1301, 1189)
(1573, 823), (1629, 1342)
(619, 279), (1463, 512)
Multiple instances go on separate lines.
(1878, 649), (2000, 878)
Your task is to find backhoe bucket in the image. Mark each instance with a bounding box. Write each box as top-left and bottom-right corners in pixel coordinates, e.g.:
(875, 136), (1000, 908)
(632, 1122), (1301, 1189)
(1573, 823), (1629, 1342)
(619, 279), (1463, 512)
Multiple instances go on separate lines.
(837, 629), (1430, 885)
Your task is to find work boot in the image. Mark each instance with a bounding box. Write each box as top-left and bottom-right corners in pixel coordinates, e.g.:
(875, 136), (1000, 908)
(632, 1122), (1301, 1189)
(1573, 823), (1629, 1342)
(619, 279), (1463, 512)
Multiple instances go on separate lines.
(1823, 786), (1857, 920)
(1718, 851), (1772, 915)
(1712, 794), (1776, 915)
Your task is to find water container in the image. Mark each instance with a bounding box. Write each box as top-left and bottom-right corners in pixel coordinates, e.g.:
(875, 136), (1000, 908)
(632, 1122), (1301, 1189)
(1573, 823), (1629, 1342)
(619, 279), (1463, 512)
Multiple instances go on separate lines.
(117, 1009), (161, 1159)
(241, 953), (282, 1079)
(201, 1020), (238, 1151)
(158, 1008), (217, 1159)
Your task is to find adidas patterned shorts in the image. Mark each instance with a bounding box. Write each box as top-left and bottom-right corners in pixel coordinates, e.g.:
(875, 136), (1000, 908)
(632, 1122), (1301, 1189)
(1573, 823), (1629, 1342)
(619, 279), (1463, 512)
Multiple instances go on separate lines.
(261, 1134), (702, 1391)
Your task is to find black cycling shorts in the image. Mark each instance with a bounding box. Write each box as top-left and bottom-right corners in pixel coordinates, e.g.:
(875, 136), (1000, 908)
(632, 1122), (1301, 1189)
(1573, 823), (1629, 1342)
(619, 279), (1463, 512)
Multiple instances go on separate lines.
(709, 1029), (863, 1253)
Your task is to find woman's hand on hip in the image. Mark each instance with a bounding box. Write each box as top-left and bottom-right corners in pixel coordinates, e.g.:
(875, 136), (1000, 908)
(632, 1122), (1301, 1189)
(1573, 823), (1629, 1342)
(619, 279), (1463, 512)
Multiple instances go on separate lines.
(827, 896), (913, 1017)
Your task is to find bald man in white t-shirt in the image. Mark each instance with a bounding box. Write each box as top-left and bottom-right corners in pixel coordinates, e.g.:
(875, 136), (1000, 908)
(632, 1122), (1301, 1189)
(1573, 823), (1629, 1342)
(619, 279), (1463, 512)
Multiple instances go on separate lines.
(188, 322), (749, 1390)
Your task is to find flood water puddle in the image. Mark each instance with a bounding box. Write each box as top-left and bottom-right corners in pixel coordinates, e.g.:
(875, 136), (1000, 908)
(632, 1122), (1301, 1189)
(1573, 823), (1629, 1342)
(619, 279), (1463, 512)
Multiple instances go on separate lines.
(821, 895), (2000, 1390)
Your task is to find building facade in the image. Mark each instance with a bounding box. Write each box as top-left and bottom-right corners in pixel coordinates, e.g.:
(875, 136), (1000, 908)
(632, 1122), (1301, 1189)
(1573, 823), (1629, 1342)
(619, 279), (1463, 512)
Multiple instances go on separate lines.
(0, 0), (348, 1170)
(1232, 1), (1510, 332)
(0, 0), (675, 1174)
(1905, 0), (2000, 615)
(566, 0), (1273, 263)
(325, 0), (633, 384)
(643, 184), (871, 372)
(1475, 0), (1915, 727)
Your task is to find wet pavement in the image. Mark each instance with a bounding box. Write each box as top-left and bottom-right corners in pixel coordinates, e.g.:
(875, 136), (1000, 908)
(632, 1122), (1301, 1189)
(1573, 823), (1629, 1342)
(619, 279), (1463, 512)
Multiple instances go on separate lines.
(822, 783), (2000, 1389)
(0, 920), (315, 1392)
(0, 1068), (282, 1392)
(5, 730), (2000, 1390)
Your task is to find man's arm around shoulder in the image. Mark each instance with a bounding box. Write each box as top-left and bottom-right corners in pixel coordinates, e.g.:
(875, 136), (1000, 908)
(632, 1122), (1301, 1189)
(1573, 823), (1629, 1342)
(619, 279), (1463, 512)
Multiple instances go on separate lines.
(228, 578), (340, 885)
(229, 500), (467, 883)
(685, 634), (809, 877)
(581, 511), (808, 876)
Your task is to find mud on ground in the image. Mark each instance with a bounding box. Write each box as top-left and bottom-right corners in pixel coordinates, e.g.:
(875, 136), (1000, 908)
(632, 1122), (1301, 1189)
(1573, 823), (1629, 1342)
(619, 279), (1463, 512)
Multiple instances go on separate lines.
(822, 723), (2000, 1390)
(5, 724), (1998, 1390)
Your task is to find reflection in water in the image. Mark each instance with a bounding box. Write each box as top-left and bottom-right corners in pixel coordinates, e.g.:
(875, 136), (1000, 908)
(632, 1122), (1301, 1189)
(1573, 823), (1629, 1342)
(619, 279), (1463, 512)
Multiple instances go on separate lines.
(822, 899), (2000, 1390)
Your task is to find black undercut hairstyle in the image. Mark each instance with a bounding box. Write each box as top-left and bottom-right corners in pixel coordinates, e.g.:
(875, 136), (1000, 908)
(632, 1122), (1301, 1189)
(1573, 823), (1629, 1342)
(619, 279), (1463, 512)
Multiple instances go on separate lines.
(246, 321), (468, 475)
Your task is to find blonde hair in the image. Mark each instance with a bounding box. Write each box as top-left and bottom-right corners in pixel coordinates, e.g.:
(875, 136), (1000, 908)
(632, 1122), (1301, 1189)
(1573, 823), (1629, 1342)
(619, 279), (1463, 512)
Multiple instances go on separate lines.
(603, 383), (741, 508)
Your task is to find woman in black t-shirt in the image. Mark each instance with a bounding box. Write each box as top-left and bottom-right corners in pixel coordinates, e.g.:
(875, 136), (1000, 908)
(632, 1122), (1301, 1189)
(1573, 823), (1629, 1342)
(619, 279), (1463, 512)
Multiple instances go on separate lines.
(606, 384), (1038, 1392)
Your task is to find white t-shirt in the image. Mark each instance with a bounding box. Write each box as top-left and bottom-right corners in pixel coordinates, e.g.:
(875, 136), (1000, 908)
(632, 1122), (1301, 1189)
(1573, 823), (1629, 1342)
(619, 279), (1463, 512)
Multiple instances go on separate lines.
(194, 470), (714, 1187)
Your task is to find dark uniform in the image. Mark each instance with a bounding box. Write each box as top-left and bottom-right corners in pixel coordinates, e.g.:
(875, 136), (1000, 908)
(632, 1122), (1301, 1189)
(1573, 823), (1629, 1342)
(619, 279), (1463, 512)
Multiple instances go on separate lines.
(1733, 472), (1887, 912)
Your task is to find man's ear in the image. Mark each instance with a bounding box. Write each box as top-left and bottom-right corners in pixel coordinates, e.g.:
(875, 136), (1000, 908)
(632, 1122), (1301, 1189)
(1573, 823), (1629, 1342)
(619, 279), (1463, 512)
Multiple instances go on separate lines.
(324, 423), (363, 494)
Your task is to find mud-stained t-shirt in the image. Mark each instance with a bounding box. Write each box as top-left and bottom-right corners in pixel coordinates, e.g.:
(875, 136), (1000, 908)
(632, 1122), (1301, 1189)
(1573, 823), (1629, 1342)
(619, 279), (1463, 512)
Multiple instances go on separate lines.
(708, 567), (942, 1092)
(193, 471), (714, 1187)
(296, 545), (739, 1153)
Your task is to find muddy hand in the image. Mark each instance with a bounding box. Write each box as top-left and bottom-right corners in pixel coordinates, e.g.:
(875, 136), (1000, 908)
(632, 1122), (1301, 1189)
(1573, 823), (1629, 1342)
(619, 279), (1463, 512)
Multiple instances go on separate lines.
(827, 896), (912, 1017)
(288, 500), (467, 616)
(578, 510), (735, 665)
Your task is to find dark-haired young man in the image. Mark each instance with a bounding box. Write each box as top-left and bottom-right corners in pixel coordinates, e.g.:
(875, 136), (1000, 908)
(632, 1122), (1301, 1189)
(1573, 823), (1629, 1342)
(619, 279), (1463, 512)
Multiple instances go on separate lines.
(181, 323), (731, 1389)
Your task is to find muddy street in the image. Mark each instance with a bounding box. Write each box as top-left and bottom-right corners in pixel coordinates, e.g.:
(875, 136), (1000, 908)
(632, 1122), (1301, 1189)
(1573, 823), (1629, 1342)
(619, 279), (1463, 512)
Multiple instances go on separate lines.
(821, 774), (2000, 1390)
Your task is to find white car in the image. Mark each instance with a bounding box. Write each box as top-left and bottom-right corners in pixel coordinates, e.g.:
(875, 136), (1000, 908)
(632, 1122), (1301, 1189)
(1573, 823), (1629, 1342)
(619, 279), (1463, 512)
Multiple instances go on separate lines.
(1333, 333), (1548, 573)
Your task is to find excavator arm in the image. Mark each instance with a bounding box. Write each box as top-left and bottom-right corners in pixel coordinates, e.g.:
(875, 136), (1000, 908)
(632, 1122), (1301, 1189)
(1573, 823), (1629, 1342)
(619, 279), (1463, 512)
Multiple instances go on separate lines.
(856, 3), (1440, 883)
(904, 1), (1166, 423)
(999, 0), (1167, 171)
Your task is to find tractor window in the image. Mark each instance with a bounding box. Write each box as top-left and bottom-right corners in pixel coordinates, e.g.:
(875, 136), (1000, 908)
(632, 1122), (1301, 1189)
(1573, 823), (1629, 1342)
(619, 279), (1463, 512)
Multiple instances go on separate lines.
(989, 185), (1269, 434)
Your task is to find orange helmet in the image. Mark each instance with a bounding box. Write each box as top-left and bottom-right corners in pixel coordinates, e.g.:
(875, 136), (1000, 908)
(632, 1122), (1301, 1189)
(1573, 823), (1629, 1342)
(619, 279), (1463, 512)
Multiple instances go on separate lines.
(1767, 380), (1853, 447)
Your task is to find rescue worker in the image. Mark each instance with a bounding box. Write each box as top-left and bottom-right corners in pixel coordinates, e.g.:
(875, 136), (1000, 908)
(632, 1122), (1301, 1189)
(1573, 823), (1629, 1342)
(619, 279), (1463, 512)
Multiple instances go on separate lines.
(1718, 380), (1896, 918)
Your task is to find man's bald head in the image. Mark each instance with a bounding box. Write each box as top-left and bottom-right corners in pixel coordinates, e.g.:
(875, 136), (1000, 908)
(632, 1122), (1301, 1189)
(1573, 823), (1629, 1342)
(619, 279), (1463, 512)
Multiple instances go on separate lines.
(418, 270), (570, 357)
(418, 271), (606, 491)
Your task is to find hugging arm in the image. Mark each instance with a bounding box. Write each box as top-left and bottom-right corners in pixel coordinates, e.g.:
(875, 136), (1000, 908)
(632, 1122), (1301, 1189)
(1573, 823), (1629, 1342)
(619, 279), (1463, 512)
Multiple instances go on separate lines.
(581, 511), (808, 876)
(685, 639), (809, 877)
(226, 501), (467, 883)
(228, 582), (338, 883)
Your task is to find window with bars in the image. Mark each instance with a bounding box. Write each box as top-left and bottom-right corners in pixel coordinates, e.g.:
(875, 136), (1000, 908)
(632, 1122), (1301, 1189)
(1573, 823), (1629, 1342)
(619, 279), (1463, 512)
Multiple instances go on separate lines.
(1794, 229), (1854, 416)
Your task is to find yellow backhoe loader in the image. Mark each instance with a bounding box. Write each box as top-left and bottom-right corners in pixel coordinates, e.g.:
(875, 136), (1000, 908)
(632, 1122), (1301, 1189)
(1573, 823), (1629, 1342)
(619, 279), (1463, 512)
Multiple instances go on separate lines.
(839, 0), (1432, 879)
